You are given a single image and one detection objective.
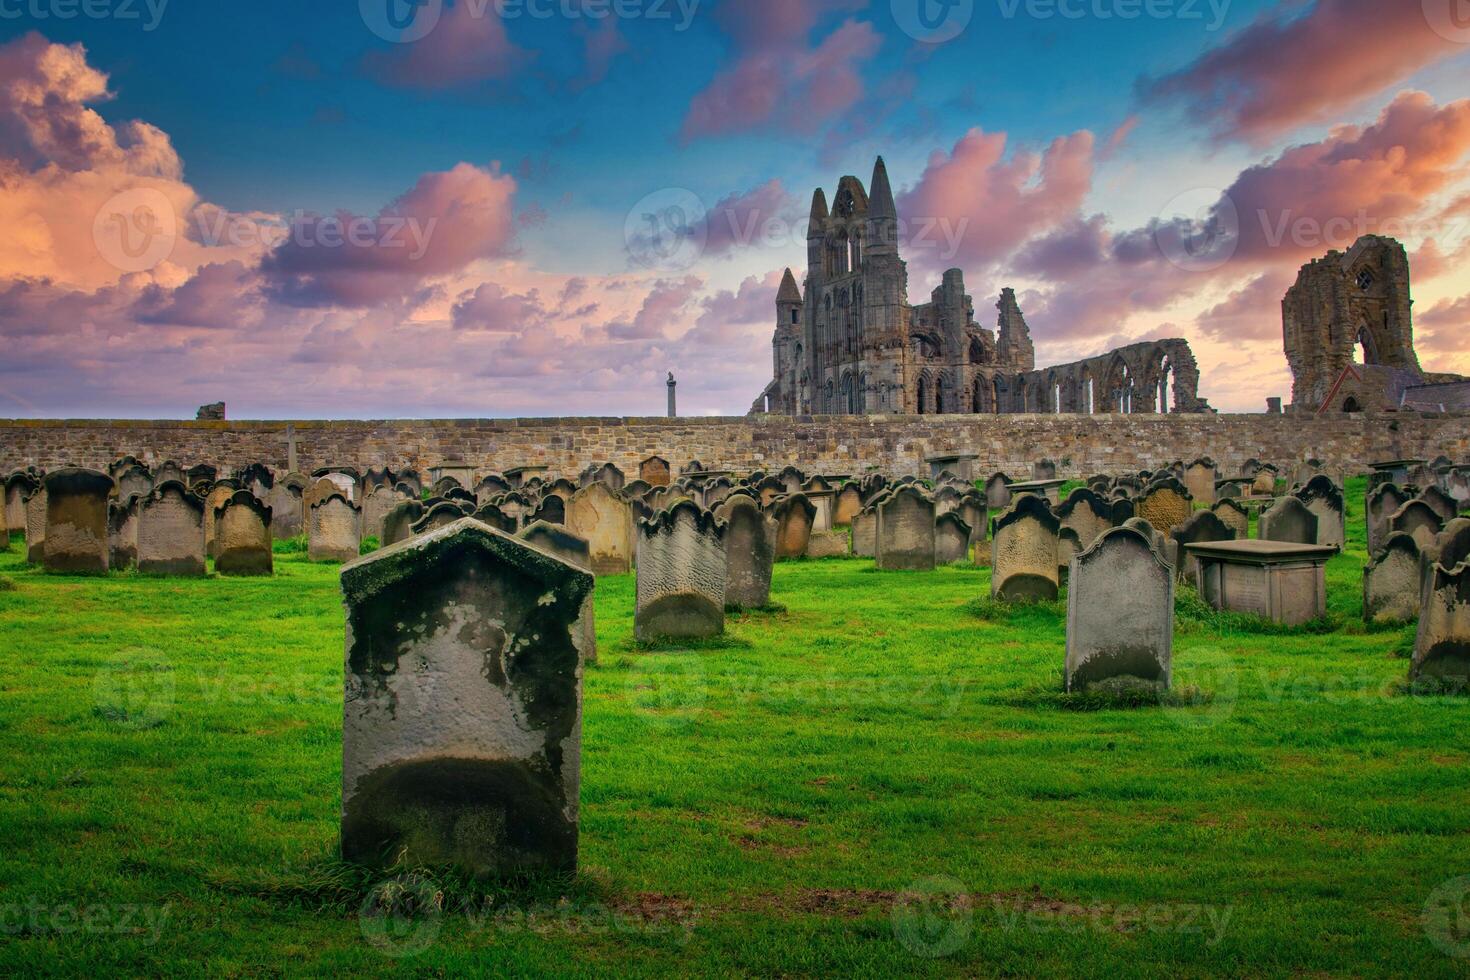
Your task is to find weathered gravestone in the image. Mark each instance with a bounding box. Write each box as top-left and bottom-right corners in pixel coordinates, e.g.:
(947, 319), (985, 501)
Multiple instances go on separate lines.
(203, 480), (241, 558)
(1259, 496), (1319, 545)
(413, 501), (470, 537)
(1056, 487), (1113, 551)
(472, 503), (519, 535)
(876, 486), (936, 572)
(639, 456), (671, 488)
(851, 506), (878, 558)
(634, 501), (727, 642)
(1169, 510), (1237, 585)
(114, 463), (152, 501)
(771, 493), (817, 561)
(565, 484), (635, 575)
(588, 463), (625, 493)
(1387, 500), (1443, 551)
(136, 481), (206, 576)
(1411, 520), (1470, 683)
(474, 474), (513, 505)
(380, 500), (426, 547)
(215, 490), (274, 576)
(1065, 524), (1174, 693)
(42, 468), (114, 574)
(340, 519), (592, 875)
(1367, 483), (1415, 556)
(1294, 476), (1345, 549)
(1251, 465), (1279, 496)
(1182, 458), (1217, 506)
(5, 472), (37, 533)
(985, 473), (1013, 511)
(1135, 479), (1194, 536)
(935, 512), (971, 564)
(1363, 532), (1422, 625)
(991, 494), (1062, 602)
(716, 495), (775, 610)
(959, 494), (988, 554)
(519, 521), (597, 666)
(361, 486), (407, 544)
(1418, 486), (1459, 525)
(832, 484), (862, 527)
(530, 494), (566, 527)
(24, 484), (46, 564)
(309, 493), (362, 563)
(268, 476), (307, 540)
(1211, 499), (1250, 539)
(108, 495), (140, 570)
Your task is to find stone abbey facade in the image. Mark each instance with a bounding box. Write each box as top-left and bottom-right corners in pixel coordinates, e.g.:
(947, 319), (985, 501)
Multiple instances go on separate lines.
(1284, 235), (1469, 414)
(751, 158), (1208, 417)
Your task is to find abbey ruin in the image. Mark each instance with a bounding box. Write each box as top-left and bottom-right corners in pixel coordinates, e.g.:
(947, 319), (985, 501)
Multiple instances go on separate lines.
(1284, 235), (1470, 415)
(751, 158), (1208, 418)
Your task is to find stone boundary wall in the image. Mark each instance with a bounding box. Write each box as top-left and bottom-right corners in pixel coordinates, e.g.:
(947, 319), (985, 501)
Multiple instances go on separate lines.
(2, 413), (1467, 479)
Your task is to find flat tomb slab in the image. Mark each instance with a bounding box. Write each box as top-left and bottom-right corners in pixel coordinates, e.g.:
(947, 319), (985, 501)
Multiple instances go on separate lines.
(1186, 541), (1335, 626)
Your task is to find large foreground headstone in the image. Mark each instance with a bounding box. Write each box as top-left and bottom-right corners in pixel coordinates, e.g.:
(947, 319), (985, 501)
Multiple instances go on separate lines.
(876, 487), (936, 572)
(340, 519), (592, 875)
(991, 494), (1062, 602)
(215, 490), (274, 576)
(1362, 533), (1422, 625)
(1065, 525), (1174, 692)
(42, 468), (114, 574)
(137, 481), (206, 576)
(565, 484), (635, 575)
(309, 493), (362, 563)
(634, 501), (727, 642)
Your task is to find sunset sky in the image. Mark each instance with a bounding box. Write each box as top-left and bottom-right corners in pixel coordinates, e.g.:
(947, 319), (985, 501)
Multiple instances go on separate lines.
(1, 0), (1468, 418)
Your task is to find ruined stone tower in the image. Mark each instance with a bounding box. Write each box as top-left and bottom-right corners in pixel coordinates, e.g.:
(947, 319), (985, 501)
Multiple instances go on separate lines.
(751, 157), (1207, 417)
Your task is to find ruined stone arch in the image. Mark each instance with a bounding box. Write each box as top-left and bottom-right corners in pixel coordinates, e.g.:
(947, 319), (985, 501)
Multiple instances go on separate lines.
(935, 374), (950, 415)
(972, 373), (993, 413)
(1103, 355), (1134, 414)
(915, 373), (928, 415)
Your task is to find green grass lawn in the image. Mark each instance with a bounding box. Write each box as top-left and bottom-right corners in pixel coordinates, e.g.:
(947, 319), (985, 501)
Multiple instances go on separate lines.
(1, 477), (1467, 977)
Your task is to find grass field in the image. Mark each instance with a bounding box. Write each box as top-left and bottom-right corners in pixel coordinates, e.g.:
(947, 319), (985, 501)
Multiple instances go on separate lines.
(1, 477), (1468, 977)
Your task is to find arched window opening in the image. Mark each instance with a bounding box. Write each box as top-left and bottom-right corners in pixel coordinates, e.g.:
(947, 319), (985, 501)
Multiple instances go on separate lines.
(916, 375), (927, 415)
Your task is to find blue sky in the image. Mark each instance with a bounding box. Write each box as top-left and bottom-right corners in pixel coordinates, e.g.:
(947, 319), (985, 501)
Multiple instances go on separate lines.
(0, 0), (1466, 417)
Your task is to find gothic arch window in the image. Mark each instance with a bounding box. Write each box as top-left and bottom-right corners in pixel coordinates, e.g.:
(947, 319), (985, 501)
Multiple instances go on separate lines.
(1343, 396), (1362, 413)
(1356, 269), (1374, 291)
(916, 375), (928, 415)
(790, 308), (799, 324)
(935, 376), (948, 415)
(993, 376), (1008, 414)
(824, 379), (834, 412)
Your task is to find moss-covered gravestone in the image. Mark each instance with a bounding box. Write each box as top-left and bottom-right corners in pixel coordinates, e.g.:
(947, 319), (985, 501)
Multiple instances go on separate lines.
(770, 493), (816, 561)
(934, 512), (972, 565)
(1363, 532), (1422, 625)
(340, 518), (593, 877)
(24, 484), (46, 564)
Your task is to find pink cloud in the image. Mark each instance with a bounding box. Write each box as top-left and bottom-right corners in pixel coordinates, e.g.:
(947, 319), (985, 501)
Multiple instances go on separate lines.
(1195, 270), (1295, 343)
(451, 282), (551, 333)
(702, 180), (793, 258)
(1140, 0), (1463, 144)
(897, 127), (1095, 281)
(680, 0), (878, 141)
(606, 276), (703, 340)
(362, 0), (531, 90)
(260, 163), (519, 307)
